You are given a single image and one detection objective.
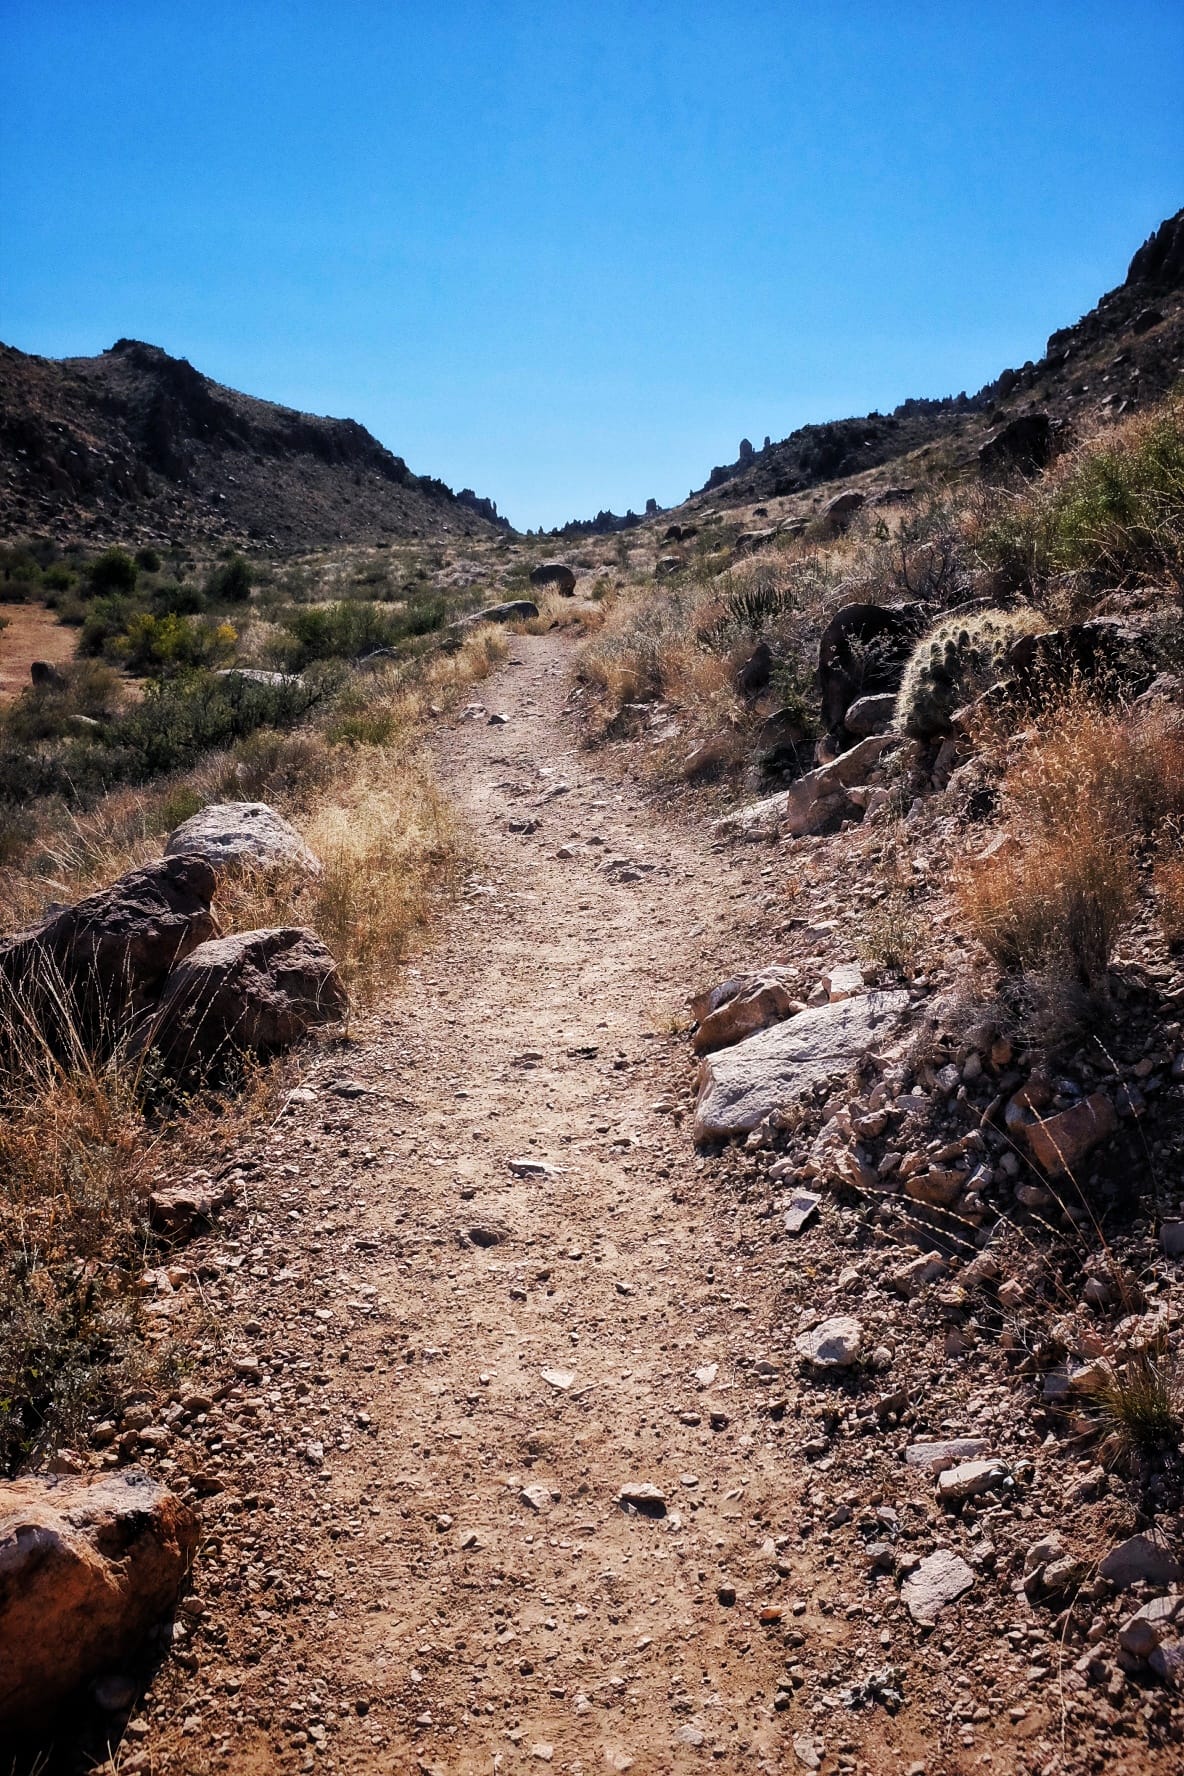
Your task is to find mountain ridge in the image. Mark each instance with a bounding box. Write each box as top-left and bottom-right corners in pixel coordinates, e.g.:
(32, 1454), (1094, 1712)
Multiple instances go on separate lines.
(0, 336), (509, 551)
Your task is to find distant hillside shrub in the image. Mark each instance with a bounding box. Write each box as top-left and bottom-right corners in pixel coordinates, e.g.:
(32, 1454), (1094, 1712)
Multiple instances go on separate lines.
(205, 555), (253, 602)
(86, 548), (138, 597)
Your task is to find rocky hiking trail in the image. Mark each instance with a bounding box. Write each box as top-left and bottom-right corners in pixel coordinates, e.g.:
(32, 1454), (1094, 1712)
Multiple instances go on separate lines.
(130, 630), (1172, 1776)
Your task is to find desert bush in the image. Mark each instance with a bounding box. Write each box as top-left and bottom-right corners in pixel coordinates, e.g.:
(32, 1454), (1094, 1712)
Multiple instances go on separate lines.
(205, 555), (253, 603)
(120, 611), (238, 675)
(977, 396), (1184, 596)
(895, 608), (1045, 738)
(1006, 702), (1184, 839)
(957, 817), (1136, 995)
(86, 547), (138, 597)
(2, 658), (123, 744)
(270, 595), (445, 669)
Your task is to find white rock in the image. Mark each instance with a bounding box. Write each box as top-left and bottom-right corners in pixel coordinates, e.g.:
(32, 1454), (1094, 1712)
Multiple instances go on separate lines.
(937, 1459), (1009, 1505)
(795, 1316), (862, 1370)
(905, 1438), (989, 1474)
(165, 802), (321, 877)
(823, 963), (864, 1002)
(902, 1549), (976, 1622)
(694, 991), (910, 1143)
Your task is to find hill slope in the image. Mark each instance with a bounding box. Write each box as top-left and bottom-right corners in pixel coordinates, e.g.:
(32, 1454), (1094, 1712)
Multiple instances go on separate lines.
(678, 207), (1184, 512)
(0, 337), (509, 550)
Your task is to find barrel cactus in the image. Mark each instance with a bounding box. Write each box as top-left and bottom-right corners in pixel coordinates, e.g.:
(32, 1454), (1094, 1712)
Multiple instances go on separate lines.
(894, 608), (1046, 739)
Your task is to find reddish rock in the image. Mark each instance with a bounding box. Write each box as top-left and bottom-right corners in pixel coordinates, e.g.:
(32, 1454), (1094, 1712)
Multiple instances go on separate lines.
(0, 1470), (198, 1729)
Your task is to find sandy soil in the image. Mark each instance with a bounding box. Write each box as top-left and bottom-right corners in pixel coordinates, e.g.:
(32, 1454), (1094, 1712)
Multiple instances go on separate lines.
(0, 600), (77, 700)
(128, 632), (1173, 1776)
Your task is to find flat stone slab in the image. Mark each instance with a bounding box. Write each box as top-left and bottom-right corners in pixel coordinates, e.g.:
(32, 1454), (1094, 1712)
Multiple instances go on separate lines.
(937, 1459), (1009, 1505)
(903, 1549), (976, 1623)
(905, 1438), (990, 1474)
(694, 991), (910, 1143)
(784, 1190), (822, 1235)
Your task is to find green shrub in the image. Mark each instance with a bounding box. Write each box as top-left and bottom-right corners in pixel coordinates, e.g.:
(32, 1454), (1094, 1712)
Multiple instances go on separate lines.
(978, 397), (1184, 595)
(271, 596), (445, 669)
(205, 555), (253, 603)
(895, 608), (1045, 738)
(120, 612), (237, 676)
(86, 548), (138, 597)
(135, 546), (162, 572)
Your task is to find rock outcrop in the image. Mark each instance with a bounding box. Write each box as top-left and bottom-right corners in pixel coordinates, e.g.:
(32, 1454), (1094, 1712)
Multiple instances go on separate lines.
(131, 926), (348, 1075)
(0, 856), (219, 1044)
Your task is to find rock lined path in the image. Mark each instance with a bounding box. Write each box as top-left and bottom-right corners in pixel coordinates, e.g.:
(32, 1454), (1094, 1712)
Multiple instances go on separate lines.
(145, 630), (895, 1774)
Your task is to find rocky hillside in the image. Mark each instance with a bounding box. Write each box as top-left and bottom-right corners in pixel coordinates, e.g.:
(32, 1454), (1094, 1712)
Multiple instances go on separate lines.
(0, 338), (510, 551)
(669, 207), (1184, 517)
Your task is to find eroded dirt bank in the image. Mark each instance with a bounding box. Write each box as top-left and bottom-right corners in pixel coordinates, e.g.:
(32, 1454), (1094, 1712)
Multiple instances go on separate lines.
(127, 632), (1170, 1776)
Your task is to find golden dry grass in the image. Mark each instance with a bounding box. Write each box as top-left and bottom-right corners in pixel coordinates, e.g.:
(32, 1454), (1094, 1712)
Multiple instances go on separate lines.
(0, 616), (506, 1470)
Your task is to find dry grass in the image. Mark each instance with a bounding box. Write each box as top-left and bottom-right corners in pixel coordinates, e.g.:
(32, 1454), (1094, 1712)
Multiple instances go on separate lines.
(1155, 847), (1184, 944)
(0, 613), (506, 1473)
(958, 699), (1184, 1019)
(958, 819), (1137, 991)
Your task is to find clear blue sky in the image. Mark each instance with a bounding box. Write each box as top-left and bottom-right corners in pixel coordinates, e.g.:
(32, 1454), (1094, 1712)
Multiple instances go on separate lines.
(2, 2), (1181, 530)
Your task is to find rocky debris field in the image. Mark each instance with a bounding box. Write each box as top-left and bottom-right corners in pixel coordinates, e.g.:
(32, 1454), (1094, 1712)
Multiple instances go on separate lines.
(7, 630), (1182, 1776)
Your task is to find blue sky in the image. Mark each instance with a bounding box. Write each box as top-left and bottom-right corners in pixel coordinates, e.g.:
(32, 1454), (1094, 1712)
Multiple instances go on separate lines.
(2, 2), (1181, 530)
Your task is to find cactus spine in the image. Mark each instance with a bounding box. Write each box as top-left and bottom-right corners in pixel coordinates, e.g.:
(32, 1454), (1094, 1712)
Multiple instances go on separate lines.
(894, 607), (1045, 739)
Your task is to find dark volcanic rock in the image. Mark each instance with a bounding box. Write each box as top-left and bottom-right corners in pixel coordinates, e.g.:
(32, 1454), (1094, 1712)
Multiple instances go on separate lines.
(131, 926), (348, 1076)
(818, 602), (926, 738)
(0, 855), (219, 1045)
(0, 338), (506, 549)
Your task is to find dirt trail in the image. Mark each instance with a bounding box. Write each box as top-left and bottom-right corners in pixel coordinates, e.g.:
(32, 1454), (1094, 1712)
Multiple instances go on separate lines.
(140, 627), (1107, 1776)
(141, 627), (869, 1774)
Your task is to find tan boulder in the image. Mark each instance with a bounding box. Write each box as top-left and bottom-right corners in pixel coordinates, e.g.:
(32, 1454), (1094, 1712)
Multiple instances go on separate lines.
(691, 968), (801, 1054)
(0, 1470), (198, 1729)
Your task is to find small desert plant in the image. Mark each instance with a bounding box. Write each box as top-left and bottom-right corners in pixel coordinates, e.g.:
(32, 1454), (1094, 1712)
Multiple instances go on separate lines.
(1084, 1342), (1184, 1470)
(718, 569), (796, 633)
(895, 607), (1046, 738)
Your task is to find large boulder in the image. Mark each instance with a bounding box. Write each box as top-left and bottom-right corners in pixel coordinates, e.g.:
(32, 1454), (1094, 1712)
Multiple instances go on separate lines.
(979, 412), (1054, 478)
(820, 489), (866, 530)
(818, 601), (926, 736)
(529, 561), (577, 596)
(0, 1470), (199, 1731)
(131, 926), (348, 1076)
(164, 801), (321, 878)
(0, 856), (219, 1045)
(694, 990), (910, 1143)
